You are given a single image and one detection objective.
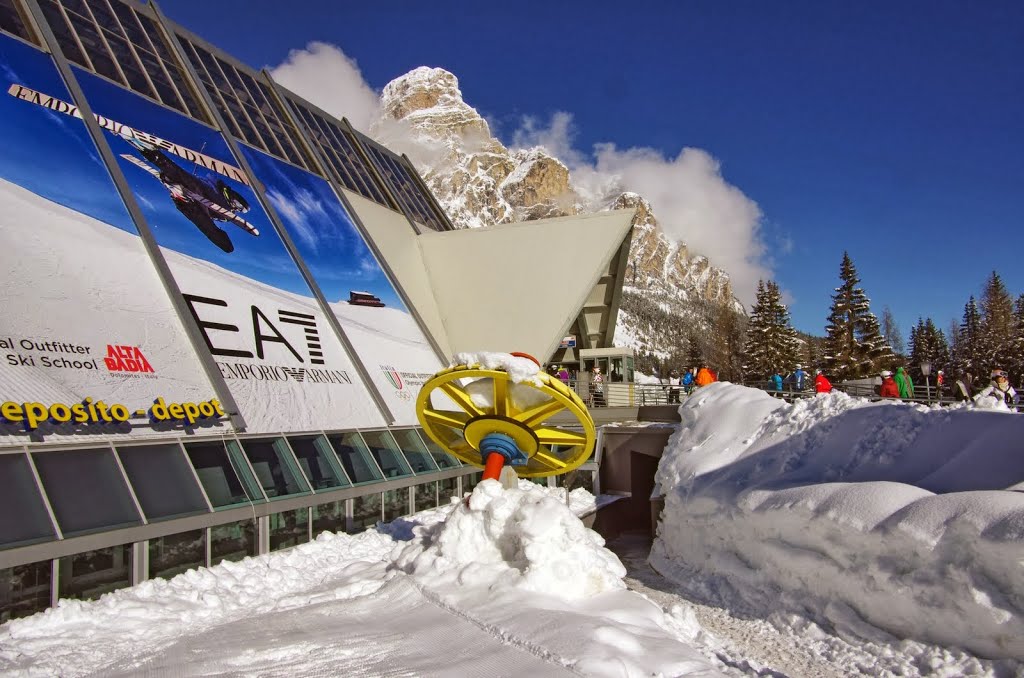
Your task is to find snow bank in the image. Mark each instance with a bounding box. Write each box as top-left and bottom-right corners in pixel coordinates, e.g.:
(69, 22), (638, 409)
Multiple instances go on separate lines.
(651, 382), (1024, 659)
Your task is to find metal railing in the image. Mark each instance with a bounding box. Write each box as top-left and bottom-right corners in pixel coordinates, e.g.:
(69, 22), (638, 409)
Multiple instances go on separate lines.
(564, 380), (696, 408)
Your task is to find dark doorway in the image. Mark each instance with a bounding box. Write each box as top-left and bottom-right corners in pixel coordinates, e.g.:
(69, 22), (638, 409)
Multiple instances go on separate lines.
(629, 451), (660, 536)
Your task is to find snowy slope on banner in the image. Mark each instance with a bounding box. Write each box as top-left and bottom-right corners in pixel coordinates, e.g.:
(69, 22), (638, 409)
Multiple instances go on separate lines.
(0, 179), (220, 443)
(330, 301), (440, 424)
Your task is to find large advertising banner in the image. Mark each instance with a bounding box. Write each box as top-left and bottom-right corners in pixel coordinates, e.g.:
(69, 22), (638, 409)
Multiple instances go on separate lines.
(240, 145), (444, 425)
(64, 68), (386, 433)
(0, 34), (227, 443)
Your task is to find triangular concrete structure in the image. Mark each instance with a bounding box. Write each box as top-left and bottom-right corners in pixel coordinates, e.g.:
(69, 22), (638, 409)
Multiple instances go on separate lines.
(417, 209), (635, 360)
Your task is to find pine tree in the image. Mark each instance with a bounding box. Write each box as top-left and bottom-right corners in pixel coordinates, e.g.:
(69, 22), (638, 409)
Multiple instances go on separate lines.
(823, 252), (895, 381)
(684, 333), (703, 370)
(908, 318), (950, 378)
(710, 303), (746, 381)
(954, 296), (982, 379)
(881, 306), (905, 357)
(742, 280), (799, 379)
(1008, 294), (1024, 384)
(977, 271), (1015, 373)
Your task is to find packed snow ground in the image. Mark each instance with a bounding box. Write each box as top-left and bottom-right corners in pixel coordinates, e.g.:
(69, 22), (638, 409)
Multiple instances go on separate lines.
(2, 382), (1023, 676)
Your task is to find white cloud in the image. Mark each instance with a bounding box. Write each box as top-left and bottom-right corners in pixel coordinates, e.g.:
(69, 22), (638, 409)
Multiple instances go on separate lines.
(266, 42), (772, 308)
(268, 42), (380, 132)
(511, 112), (771, 307)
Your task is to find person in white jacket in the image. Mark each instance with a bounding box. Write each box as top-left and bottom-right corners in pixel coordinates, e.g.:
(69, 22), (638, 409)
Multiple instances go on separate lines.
(973, 369), (1018, 410)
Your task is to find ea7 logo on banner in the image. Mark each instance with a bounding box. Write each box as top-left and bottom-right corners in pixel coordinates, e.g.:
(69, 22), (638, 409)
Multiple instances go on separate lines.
(183, 294), (352, 385)
(104, 345), (155, 373)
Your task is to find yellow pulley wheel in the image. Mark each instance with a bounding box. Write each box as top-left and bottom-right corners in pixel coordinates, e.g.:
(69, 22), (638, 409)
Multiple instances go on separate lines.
(415, 363), (596, 478)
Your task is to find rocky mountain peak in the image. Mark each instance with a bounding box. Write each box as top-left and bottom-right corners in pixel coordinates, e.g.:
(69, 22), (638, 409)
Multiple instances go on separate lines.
(372, 68), (744, 358)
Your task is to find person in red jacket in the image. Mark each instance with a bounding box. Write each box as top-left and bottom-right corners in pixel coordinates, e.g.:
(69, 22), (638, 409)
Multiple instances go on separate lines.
(814, 369), (832, 393)
(879, 370), (899, 398)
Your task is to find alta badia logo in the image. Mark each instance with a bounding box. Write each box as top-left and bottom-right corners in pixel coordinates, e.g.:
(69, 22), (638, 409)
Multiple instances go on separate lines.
(104, 344), (155, 374)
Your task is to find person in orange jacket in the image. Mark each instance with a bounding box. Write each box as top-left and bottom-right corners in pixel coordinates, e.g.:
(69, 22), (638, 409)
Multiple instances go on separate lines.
(695, 365), (714, 387)
(879, 370), (899, 398)
(814, 368), (832, 393)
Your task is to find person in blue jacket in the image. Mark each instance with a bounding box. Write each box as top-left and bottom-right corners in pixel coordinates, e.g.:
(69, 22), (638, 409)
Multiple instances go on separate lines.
(682, 368), (694, 394)
(770, 371), (783, 396)
(790, 365), (807, 391)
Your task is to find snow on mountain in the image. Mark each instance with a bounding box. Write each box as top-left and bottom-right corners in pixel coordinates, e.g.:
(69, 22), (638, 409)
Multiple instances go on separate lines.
(371, 67), (743, 355)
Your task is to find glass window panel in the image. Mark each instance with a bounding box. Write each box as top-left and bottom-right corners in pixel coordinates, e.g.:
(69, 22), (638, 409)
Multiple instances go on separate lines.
(149, 528), (205, 580)
(103, 32), (156, 99)
(0, 453), (55, 547)
(414, 481), (437, 513)
(439, 476), (459, 505)
(311, 500), (346, 537)
(326, 432), (383, 485)
(83, 0), (117, 29)
(390, 429), (438, 474)
(359, 430), (413, 479)
(184, 441), (261, 509)
(110, 1), (148, 48)
(58, 543), (130, 601)
(238, 438), (309, 499)
(349, 492), (381, 533)
(116, 443), (208, 521)
(0, 0), (31, 43)
(383, 488), (408, 522)
(269, 508), (309, 552)
(136, 49), (185, 112)
(287, 435), (350, 491)
(416, 430), (462, 470)
(39, 0), (86, 65)
(136, 12), (175, 62)
(61, 0), (89, 16)
(166, 63), (206, 119)
(32, 448), (141, 536)
(221, 92), (262, 147)
(65, 10), (123, 85)
(210, 519), (255, 565)
(1, 560), (51, 623)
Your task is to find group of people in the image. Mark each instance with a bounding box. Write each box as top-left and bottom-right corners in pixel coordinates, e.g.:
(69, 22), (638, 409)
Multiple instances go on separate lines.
(660, 366), (717, 402)
(878, 367), (1018, 408)
(769, 365), (833, 395)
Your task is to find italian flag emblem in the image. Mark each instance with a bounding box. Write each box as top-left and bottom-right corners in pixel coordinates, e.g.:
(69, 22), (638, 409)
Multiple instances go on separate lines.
(382, 365), (403, 390)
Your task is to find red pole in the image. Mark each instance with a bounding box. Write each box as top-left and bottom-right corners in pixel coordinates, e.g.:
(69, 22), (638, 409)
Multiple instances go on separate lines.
(481, 451), (505, 481)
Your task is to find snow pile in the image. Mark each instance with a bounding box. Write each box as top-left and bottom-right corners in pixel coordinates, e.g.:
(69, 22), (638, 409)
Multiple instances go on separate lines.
(651, 382), (1024, 659)
(393, 479), (626, 598)
(0, 481), (718, 677)
(453, 350), (542, 384)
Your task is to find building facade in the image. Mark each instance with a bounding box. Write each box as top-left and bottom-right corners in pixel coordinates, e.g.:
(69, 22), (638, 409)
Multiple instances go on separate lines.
(0, 0), (629, 621)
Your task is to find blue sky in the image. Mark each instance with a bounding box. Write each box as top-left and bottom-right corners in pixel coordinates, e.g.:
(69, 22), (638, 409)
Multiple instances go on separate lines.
(159, 0), (1024, 338)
